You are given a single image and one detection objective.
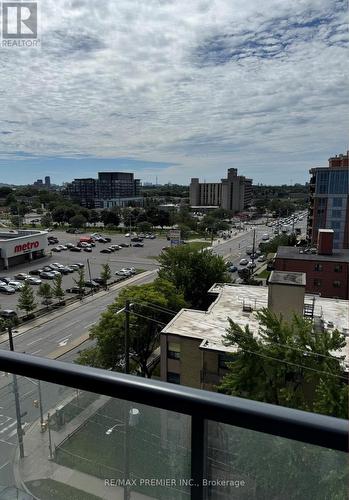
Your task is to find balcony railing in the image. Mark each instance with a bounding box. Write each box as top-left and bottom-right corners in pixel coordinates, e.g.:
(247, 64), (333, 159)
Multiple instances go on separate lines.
(0, 350), (347, 500)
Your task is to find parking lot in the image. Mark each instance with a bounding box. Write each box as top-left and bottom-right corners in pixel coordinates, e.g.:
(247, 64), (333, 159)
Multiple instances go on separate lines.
(0, 231), (167, 311)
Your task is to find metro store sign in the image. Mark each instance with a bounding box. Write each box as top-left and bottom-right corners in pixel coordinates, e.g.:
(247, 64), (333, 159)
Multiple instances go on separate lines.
(14, 241), (40, 253)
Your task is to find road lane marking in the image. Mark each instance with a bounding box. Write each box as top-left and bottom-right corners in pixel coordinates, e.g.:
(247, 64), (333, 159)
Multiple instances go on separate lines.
(57, 334), (72, 343)
(27, 337), (43, 346)
(0, 421), (16, 434)
(0, 461), (10, 470)
(31, 349), (42, 355)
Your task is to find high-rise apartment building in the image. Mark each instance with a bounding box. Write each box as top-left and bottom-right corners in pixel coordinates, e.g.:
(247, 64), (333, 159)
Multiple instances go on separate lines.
(66, 172), (142, 208)
(189, 168), (252, 212)
(307, 151), (349, 249)
(44, 176), (51, 188)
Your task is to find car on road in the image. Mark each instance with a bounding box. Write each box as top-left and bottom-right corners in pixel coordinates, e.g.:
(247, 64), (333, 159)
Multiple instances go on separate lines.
(14, 273), (31, 280)
(109, 245), (121, 251)
(84, 247), (93, 252)
(40, 271), (56, 280)
(239, 258), (248, 266)
(125, 233), (131, 237)
(228, 265), (238, 273)
(65, 243), (75, 249)
(118, 243), (130, 247)
(69, 246), (82, 252)
(257, 255), (266, 262)
(51, 247), (62, 252)
(131, 237), (143, 242)
(107, 246), (116, 252)
(26, 277), (42, 285)
(133, 242), (144, 247)
(0, 284), (16, 294)
(92, 277), (106, 285)
(56, 245), (68, 251)
(100, 248), (112, 254)
(247, 261), (257, 269)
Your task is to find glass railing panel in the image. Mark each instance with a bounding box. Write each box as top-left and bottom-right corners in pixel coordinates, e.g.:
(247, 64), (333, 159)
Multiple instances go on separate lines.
(205, 420), (348, 500)
(0, 374), (191, 499)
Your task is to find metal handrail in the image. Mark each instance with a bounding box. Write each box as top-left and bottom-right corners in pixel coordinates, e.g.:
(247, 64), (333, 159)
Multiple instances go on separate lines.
(0, 350), (347, 453)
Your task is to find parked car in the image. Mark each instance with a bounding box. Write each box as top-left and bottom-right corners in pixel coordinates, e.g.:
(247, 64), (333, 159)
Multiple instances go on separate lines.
(29, 269), (42, 276)
(14, 273), (31, 280)
(0, 285), (16, 294)
(26, 277), (42, 285)
(69, 246), (82, 252)
(58, 267), (72, 275)
(0, 277), (11, 284)
(51, 247), (61, 252)
(100, 248), (112, 254)
(92, 277), (106, 285)
(66, 287), (85, 294)
(131, 237), (143, 242)
(69, 264), (80, 271)
(115, 269), (132, 276)
(239, 259), (248, 266)
(56, 245), (68, 251)
(124, 267), (136, 275)
(247, 261), (257, 269)
(0, 309), (18, 320)
(107, 247), (115, 252)
(7, 281), (24, 291)
(84, 247), (93, 252)
(257, 255), (266, 262)
(118, 243), (130, 247)
(40, 272), (56, 280)
(133, 243), (144, 247)
(228, 265), (238, 273)
(84, 281), (100, 289)
(75, 263), (85, 268)
(65, 243), (75, 249)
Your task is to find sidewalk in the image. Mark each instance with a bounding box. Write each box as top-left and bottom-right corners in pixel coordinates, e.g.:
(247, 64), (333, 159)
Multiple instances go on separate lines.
(15, 393), (153, 500)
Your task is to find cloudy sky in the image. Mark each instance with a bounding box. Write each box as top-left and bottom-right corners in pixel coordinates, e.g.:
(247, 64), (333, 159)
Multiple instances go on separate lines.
(0, 0), (348, 185)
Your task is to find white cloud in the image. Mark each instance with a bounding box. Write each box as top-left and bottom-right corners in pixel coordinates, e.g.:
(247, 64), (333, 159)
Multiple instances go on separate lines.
(0, 0), (348, 184)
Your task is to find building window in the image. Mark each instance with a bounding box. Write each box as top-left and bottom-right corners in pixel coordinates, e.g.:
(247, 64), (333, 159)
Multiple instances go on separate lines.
(314, 264), (323, 271)
(332, 210), (342, 218)
(333, 198), (343, 208)
(313, 279), (322, 286)
(167, 372), (180, 384)
(331, 221), (341, 229)
(333, 281), (341, 288)
(168, 342), (180, 360)
(334, 264), (343, 273)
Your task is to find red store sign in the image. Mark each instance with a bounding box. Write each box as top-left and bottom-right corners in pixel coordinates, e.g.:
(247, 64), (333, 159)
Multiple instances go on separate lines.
(14, 241), (40, 253)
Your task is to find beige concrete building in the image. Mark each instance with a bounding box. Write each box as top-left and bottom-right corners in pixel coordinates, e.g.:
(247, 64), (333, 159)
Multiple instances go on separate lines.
(160, 272), (349, 391)
(189, 168), (252, 213)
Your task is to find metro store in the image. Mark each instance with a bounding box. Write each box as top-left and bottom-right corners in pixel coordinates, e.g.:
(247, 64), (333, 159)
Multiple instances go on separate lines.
(0, 230), (48, 270)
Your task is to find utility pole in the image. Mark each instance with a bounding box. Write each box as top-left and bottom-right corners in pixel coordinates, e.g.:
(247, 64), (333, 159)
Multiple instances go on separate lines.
(38, 380), (44, 427)
(7, 324), (25, 458)
(87, 258), (93, 295)
(124, 299), (131, 500)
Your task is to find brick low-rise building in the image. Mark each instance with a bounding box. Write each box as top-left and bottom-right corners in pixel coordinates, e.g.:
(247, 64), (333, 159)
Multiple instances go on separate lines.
(274, 230), (349, 300)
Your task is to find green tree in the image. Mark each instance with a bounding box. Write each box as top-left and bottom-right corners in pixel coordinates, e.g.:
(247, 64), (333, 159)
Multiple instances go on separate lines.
(219, 309), (348, 417)
(137, 221), (153, 234)
(100, 263), (112, 289)
(18, 281), (37, 317)
(52, 274), (65, 304)
(158, 246), (230, 309)
(40, 213), (53, 228)
(77, 279), (185, 377)
(73, 268), (85, 297)
(37, 283), (53, 308)
(69, 214), (87, 228)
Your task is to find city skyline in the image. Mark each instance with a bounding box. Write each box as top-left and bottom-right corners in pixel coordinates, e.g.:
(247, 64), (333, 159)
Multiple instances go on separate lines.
(0, 0), (348, 185)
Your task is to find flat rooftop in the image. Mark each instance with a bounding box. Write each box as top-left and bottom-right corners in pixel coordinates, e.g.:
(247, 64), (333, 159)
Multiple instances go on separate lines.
(0, 230), (47, 241)
(276, 246), (349, 263)
(162, 284), (349, 367)
(269, 270), (306, 286)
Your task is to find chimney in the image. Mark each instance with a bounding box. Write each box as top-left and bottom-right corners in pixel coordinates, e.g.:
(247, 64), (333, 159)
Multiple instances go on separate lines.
(268, 271), (306, 322)
(317, 229), (334, 255)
